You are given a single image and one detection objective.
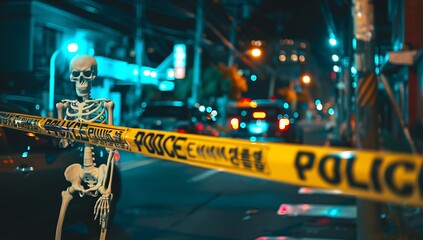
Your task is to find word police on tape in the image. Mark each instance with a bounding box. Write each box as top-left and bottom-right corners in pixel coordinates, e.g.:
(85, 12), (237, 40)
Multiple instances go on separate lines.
(0, 111), (422, 207)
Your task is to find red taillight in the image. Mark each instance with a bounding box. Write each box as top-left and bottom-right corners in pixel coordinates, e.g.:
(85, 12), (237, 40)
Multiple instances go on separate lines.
(196, 123), (205, 131)
(114, 151), (120, 162)
(230, 117), (239, 130)
(277, 204), (288, 215)
(278, 118), (290, 130)
(253, 111), (266, 119)
(177, 128), (186, 133)
(239, 98), (252, 103)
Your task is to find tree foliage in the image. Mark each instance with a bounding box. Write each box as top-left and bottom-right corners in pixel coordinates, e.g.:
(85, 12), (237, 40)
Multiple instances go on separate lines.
(216, 63), (248, 99)
(277, 86), (312, 111)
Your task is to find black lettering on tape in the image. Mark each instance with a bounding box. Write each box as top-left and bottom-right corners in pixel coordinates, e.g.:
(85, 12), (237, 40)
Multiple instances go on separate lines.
(44, 119), (58, 136)
(241, 149), (252, 169)
(346, 156), (369, 190)
(207, 146), (214, 159)
(294, 151), (315, 180)
(197, 145), (205, 158)
(229, 148), (239, 166)
(174, 137), (186, 160)
(153, 134), (165, 156)
(187, 142), (196, 158)
(318, 155), (341, 185)
(217, 147), (227, 160)
(134, 131), (145, 152)
(163, 136), (176, 157)
(80, 124), (89, 141)
(385, 161), (415, 197)
(144, 133), (155, 154)
(371, 158), (383, 192)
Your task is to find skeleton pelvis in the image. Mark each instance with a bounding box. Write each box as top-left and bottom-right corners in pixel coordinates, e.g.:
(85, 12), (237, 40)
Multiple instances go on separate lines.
(64, 163), (107, 195)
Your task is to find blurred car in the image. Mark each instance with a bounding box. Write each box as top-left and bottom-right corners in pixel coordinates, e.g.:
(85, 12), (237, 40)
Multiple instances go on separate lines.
(129, 100), (220, 136)
(175, 104), (220, 137)
(0, 103), (121, 239)
(227, 98), (303, 143)
(130, 101), (191, 131)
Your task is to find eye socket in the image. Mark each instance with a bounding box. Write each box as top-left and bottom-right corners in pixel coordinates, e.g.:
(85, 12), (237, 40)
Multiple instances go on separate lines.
(71, 71), (81, 77)
(82, 70), (92, 77)
(71, 70), (93, 78)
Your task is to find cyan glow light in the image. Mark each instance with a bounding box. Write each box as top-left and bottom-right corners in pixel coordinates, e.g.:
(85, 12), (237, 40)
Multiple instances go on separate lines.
(315, 99), (321, 105)
(173, 44), (186, 79)
(143, 69), (151, 76)
(150, 71), (157, 78)
(328, 108), (334, 115)
(329, 37), (337, 46)
(133, 68), (139, 76)
(351, 66), (357, 75)
(249, 121), (269, 134)
(158, 81), (175, 91)
(328, 208), (339, 216)
(283, 102), (289, 109)
(332, 54), (339, 62)
(333, 65), (340, 72)
(250, 74), (257, 81)
(166, 68), (175, 80)
(88, 47), (95, 56)
(67, 43), (79, 53)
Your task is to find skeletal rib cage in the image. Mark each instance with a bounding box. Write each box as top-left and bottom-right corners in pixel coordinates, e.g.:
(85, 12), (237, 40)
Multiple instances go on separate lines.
(63, 98), (108, 123)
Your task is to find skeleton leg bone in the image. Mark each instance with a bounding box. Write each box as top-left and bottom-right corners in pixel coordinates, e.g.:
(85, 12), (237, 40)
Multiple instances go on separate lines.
(55, 187), (75, 240)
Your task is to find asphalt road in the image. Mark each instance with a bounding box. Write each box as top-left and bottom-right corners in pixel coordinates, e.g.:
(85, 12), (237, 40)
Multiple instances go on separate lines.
(60, 119), (359, 240)
(106, 153), (356, 240)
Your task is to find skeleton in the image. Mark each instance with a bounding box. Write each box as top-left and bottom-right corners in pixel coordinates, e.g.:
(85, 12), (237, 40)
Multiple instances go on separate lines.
(55, 55), (116, 240)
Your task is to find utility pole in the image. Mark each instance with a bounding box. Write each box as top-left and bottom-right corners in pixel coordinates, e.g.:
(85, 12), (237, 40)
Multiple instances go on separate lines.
(227, 11), (236, 67)
(268, 12), (283, 98)
(191, 0), (203, 106)
(352, 0), (382, 239)
(134, 0), (144, 110)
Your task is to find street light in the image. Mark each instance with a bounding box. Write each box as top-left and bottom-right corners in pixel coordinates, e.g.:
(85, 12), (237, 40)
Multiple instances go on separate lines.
(49, 43), (78, 117)
(301, 74), (312, 85)
(250, 47), (262, 58)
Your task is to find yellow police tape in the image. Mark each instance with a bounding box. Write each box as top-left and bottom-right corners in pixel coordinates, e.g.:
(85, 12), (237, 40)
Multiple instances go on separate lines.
(1, 111), (423, 207)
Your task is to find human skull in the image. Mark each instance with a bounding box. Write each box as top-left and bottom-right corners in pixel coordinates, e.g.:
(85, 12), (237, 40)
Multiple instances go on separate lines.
(69, 55), (98, 98)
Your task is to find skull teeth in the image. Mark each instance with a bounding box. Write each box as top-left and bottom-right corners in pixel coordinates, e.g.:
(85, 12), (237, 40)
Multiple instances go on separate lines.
(78, 88), (89, 94)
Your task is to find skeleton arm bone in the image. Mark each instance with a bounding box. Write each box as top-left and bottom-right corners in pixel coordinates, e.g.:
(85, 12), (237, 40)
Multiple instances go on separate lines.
(56, 101), (75, 148)
(93, 100), (116, 229)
